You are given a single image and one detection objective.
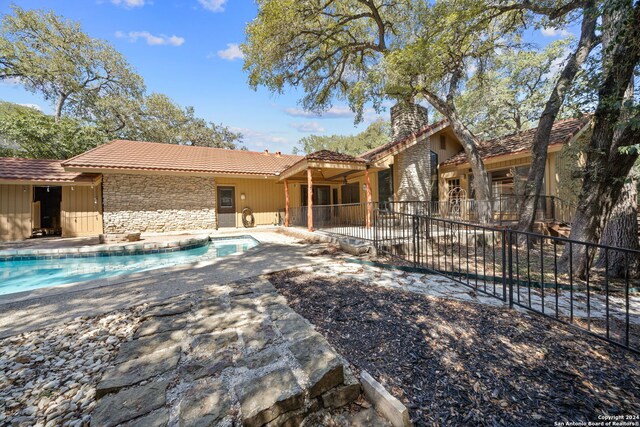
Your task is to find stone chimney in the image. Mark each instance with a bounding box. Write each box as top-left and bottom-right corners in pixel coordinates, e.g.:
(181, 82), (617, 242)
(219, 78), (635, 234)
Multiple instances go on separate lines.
(390, 102), (429, 142)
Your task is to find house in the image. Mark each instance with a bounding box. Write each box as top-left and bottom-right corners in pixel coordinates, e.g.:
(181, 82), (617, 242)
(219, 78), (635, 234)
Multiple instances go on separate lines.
(0, 103), (592, 241)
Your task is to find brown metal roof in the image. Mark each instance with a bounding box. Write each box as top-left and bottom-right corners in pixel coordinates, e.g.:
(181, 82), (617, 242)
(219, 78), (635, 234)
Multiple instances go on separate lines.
(441, 116), (591, 166)
(0, 157), (99, 183)
(360, 119), (449, 161)
(62, 140), (303, 176)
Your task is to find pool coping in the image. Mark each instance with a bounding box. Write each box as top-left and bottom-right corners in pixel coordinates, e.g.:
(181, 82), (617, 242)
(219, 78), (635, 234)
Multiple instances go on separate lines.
(0, 235), (216, 261)
(0, 235), (263, 305)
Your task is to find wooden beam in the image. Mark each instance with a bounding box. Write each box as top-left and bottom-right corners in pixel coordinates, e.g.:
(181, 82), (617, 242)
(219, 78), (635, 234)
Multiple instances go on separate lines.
(365, 168), (373, 229)
(307, 168), (313, 232)
(284, 179), (290, 227)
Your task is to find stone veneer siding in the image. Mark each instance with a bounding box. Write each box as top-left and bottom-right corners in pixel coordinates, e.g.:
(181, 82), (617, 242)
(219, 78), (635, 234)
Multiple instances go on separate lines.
(396, 135), (432, 202)
(391, 102), (429, 141)
(391, 101), (432, 201)
(102, 173), (216, 233)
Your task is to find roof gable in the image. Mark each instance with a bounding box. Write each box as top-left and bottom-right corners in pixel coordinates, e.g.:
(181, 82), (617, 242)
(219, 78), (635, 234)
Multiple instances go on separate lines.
(360, 119), (450, 162)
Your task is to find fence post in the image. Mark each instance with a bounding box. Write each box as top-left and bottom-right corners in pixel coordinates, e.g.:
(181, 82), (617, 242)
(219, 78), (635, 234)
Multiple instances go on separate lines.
(501, 228), (507, 302)
(412, 215), (418, 267)
(373, 209), (378, 250)
(507, 229), (514, 307)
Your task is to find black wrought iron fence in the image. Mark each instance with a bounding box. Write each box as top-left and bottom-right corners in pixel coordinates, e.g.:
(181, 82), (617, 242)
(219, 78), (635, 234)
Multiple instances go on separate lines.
(373, 209), (640, 354)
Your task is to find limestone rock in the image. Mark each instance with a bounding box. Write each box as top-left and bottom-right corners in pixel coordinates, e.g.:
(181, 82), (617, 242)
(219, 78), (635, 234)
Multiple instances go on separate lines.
(134, 314), (190, 338)
(178, 378), (231, 427)
(288, 335), (344, 398)
(120, 408), (169, 427)
(96, 346), (180, 398)
(91, 380), (168, 427)
(236, 367), (304, 427)
(115, 331), (186, 363)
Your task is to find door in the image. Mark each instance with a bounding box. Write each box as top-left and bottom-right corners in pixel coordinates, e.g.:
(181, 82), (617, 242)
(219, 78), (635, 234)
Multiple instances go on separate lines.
(217, 186), (236, 228)
(301, 185), (331, 226)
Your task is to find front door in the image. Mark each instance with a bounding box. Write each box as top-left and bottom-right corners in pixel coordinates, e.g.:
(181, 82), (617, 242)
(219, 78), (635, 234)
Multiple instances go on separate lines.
(217, 186), (236, 228)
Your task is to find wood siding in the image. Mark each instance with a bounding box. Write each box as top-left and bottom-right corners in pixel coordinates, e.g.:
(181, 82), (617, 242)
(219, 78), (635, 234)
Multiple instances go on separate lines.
(0, 184), (32, 242)
(215, 177), (286, 227)
(61, 186), (103, 237)
(437, 153), (563, 201)
(430, 130), (464, 164)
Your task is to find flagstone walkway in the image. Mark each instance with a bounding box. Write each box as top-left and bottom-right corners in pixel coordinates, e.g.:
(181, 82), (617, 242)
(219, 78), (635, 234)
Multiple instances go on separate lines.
(90, 277), (370, 427)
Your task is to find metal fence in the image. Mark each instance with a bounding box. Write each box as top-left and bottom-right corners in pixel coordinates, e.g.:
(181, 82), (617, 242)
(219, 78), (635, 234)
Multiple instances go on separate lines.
(278, 196), (573, 234)
(278, 201), (429, 241)
(373, 209), (640, 354)
(427, 195), (574, 224)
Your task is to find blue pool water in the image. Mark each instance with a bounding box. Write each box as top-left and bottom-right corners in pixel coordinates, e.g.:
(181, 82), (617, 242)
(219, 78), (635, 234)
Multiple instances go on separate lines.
(0, 237), (259, 296)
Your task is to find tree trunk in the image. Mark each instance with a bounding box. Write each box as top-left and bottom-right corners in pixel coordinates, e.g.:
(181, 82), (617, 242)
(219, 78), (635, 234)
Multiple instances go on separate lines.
(420, 90), (493, 223)
(594, 176), (640, 277)
(562, 1), (640, 278)
(448, 116), (493, 223)
(517, 1), (597, 234)
(54, 93), (68, 121)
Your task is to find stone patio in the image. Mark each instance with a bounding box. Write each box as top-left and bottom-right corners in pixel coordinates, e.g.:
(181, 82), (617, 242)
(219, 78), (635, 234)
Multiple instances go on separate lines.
(90, 277), (370, 427)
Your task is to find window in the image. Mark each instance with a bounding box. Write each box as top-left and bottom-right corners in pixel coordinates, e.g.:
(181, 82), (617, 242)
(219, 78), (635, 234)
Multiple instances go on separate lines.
(219, 188), (234, 208)
(447, 179), (461, 198)
(377, 166), (394, 205)
(430, 151), (439, 201)
(341, 183), (360, 204)
(440, 135), (446, 150)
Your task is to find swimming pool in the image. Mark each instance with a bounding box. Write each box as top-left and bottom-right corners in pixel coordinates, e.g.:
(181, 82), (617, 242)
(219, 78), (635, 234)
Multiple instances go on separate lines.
(0, 236), (259, 296)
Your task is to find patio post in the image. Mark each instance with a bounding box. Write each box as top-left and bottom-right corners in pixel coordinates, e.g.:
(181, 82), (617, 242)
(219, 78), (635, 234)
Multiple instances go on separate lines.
(307, 168), (314, 232)
(365, 167), (372, 229)
(284, 179), (290, 227)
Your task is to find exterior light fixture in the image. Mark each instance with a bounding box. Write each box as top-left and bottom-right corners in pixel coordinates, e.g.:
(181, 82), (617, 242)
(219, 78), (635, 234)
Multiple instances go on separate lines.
(240, 193), (246, 200)
(362, 184), (367, 191)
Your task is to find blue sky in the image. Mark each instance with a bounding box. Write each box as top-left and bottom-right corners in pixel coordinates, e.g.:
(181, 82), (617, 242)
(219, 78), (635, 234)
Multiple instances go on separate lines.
(0, 0), (571, 153)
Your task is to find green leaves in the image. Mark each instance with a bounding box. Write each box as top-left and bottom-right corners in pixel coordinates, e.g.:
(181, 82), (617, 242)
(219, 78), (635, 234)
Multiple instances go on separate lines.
(0, 6), (144, 120)
(0, 102), (107, 159)
(457, 40), (573, 139)
(0, 5), (240, 155)
(293, 119), (389, 155)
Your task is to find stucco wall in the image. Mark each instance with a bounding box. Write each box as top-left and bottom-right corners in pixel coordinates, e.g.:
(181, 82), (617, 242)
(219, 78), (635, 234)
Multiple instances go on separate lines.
(102, 173), (216, 233)
(395, 135), (432, 201)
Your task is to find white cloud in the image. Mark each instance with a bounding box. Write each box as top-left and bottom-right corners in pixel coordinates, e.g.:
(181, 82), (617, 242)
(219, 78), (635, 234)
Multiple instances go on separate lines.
(198, 0), (227, 12)
(18, 103), (42, 111)
(110, 0), (146, 8)
(284, 105), (355, 119)
(541, 27), (572, 37)
(217, 43), (244, 61)
(0, 77), (23, 86)
(289, 122), (325, 133)
(116, 31), (185, 46)
(231, 127), (292, 151)
(283, 105), (384, 124)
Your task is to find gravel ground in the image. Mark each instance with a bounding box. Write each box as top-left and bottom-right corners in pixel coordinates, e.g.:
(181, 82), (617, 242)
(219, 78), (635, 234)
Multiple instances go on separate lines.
(0, 308), (143, 427)
(269, 269), (640, 427)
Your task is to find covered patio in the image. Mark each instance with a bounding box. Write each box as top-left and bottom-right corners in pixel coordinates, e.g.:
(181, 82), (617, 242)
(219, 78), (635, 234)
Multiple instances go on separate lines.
(278, 150), (381, 232)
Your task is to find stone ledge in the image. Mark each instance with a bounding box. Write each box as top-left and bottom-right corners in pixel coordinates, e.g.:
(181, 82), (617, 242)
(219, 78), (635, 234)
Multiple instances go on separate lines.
(361, 370), (412, 427)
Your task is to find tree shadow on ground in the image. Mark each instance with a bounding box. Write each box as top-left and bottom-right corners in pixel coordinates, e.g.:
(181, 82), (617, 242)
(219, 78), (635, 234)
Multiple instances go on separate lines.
(0, 241), (317, 338)
(269, 270), (640, 427)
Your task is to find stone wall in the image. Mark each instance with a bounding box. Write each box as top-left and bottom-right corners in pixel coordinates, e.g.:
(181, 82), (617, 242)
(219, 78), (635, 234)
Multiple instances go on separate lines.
(390, 102), (429, 142)
(102, 174), (216, 233)
(391, 101), (432, 201)
(396, 135), (433, 201)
